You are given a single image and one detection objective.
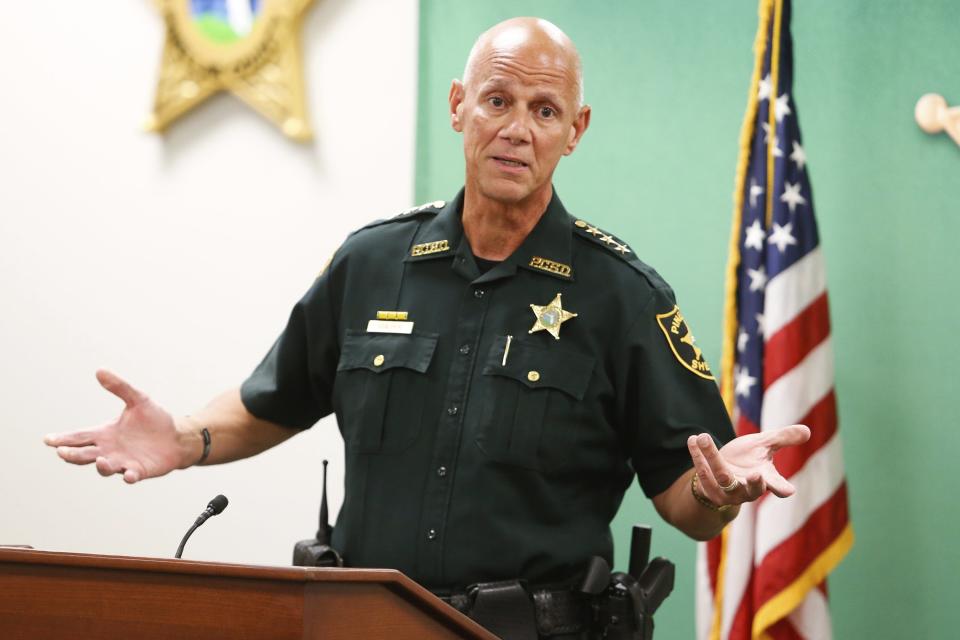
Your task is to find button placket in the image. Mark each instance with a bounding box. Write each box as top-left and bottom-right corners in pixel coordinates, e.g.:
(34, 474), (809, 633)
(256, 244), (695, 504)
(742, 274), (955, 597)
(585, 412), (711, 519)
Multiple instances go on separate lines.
(416, 281), (492, 585)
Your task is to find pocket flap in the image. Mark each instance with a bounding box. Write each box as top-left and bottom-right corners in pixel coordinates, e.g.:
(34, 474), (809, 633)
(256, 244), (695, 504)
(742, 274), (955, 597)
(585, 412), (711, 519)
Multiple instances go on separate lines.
(338, 330), (439, 373)
(482, 337), (595, 400)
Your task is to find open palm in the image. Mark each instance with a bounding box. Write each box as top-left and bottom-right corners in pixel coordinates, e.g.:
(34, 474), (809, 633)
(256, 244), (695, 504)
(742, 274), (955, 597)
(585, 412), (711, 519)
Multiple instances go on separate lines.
(44, 370), (185, 483)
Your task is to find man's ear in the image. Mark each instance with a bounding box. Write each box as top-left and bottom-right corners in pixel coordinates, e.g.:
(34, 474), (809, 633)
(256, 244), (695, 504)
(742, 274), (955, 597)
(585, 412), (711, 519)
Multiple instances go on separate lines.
(563, 105), (592, 156)
(449, 80), (465, 132)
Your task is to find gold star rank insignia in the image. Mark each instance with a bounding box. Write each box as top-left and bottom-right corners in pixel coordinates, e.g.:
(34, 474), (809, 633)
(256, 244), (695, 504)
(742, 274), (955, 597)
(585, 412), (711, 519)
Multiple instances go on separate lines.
(146, 0), (315, 142)
(529, 293), (577, 340)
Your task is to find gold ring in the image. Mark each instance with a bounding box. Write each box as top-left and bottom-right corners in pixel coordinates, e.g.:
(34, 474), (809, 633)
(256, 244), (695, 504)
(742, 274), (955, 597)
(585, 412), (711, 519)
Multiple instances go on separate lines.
(719, 477), (741, 493)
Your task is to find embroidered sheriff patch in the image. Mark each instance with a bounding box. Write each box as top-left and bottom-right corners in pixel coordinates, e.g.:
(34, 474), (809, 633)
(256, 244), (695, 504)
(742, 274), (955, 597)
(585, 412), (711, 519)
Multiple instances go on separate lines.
(655, 306), (715, 380)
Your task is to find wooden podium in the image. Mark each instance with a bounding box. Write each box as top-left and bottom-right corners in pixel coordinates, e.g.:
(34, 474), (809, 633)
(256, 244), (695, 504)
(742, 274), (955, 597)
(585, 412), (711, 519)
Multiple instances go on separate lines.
(0, 547), (498, 639)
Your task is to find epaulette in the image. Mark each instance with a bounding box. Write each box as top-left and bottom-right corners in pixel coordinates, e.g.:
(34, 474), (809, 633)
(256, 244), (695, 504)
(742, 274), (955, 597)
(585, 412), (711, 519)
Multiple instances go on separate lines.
(395, 199), (446, 218)
(352, 199), (447, 233)
(571, 218), (668, 289)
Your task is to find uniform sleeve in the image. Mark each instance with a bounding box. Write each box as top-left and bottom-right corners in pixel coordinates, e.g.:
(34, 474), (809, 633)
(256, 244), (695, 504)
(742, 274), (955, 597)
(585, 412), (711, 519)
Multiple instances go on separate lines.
(622, 286), (735, 498)
(240, 268), (340, 429)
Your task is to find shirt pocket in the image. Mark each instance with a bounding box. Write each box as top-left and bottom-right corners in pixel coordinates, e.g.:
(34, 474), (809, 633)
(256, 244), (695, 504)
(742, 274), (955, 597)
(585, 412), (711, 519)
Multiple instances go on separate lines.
(476, 336), (595, 472)
(335, 329), (439, 454)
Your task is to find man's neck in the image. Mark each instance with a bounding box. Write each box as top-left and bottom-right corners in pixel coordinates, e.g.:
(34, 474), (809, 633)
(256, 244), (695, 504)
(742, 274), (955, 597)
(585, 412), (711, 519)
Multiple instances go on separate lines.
(461, 183), (552, 261)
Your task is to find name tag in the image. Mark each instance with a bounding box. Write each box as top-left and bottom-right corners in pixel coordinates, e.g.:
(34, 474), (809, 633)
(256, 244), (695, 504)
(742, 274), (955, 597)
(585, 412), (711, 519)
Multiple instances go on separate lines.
(367, 320), (414, 334)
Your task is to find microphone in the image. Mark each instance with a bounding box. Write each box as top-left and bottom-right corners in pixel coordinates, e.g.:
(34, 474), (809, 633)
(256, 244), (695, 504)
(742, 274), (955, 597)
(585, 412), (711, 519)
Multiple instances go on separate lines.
(175, 494), (229, 559)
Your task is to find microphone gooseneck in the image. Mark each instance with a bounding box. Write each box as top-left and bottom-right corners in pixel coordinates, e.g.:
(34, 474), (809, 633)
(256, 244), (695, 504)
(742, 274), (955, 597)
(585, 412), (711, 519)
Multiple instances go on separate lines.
(175, 494), (229, 559)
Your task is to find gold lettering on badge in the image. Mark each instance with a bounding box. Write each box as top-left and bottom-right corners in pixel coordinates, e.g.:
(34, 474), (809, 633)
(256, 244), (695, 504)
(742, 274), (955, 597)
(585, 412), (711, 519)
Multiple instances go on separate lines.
(529, 256), (573, 278)
(410, 240), (450, 257)
(376, 311), (409, 321)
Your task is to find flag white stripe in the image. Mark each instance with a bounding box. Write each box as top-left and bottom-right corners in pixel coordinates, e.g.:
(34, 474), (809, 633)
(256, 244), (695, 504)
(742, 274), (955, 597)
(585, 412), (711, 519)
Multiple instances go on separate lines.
(720, 502), (757, 639)
(788, 587), (833, 640)
(695, 544), (713, 640)
(754, 432), (847, 565)
(763, 247), (827, 341)
(760, 337), (834, 429)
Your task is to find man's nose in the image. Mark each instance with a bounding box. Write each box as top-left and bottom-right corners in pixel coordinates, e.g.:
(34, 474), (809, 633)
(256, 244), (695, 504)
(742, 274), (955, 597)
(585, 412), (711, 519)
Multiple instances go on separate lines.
(499, 109), (532, 144)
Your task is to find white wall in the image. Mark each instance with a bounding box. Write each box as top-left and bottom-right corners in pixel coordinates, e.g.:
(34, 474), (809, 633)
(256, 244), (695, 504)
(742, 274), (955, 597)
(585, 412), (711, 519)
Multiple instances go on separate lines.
(0, 0), (419, 565)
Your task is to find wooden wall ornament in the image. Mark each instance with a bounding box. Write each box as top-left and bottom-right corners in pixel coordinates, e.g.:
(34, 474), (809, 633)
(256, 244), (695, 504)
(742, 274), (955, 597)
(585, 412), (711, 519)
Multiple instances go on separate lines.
(915, 93), (960, 149)
(145, 0), (315, 142)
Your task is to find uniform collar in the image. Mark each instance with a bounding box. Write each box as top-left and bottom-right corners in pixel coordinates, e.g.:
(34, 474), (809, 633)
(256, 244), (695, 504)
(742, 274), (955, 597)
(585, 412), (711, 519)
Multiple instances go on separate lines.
(405, 187), (574, 283)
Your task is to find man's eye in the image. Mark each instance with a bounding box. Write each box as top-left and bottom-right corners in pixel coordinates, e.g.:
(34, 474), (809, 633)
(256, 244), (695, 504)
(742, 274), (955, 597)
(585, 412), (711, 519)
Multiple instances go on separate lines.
(539, 107), (555, 118)
(489, 96), (505, 108)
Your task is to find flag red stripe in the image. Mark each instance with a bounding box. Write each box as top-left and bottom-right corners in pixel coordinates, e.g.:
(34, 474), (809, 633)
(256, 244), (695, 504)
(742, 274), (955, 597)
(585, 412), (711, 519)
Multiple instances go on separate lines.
(763, 292), (831, 389)
(736, 413), (761, 437)
(752, 483), (850, 607)
(767, 617), (805, 640)
(728, 570), (756, 640)
(707, 536), (723, 587)
(769, 389), (838, 482)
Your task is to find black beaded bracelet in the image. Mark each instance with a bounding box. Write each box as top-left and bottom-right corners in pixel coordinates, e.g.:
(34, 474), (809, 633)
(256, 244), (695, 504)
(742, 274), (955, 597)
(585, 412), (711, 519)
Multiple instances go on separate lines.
(198, 427), (211, 464)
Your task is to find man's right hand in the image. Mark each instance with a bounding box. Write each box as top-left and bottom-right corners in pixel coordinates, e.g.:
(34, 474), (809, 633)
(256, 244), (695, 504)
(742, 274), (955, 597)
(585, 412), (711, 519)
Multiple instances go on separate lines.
(43, 369), (198, 484)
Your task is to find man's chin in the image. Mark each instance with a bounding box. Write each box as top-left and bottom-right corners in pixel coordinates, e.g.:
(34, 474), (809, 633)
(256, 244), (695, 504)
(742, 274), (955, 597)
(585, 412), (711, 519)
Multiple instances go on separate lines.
(477, 178), (542, 206)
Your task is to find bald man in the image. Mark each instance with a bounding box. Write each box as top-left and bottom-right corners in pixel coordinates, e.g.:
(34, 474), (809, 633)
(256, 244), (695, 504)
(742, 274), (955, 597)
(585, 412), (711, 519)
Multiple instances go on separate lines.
(46, 17), (808, 639)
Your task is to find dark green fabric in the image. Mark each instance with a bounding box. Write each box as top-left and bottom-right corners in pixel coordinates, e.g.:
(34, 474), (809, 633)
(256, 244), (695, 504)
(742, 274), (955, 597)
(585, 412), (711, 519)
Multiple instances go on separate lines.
(241, 188), (734, 592)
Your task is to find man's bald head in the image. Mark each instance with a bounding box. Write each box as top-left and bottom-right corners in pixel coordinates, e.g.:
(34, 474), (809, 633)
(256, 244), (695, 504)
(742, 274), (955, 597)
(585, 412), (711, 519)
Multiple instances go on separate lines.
(462, 17), (584, 107)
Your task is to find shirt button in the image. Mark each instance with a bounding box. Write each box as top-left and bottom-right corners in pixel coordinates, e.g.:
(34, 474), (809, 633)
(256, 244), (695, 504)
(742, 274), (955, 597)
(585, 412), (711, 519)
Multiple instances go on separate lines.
(474, 289), (485, 299)
(447, 406), (459, 416)
(373, 354), (385, 367)
(459, 344), (471, 355)
(427, 528), (437, 540)
(527, 370), (540, 382)
(437, 466), (448, 477)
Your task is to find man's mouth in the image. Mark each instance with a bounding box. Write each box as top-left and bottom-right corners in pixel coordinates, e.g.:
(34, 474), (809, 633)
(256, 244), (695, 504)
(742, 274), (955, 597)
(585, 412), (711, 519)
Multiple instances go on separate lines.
(493, 156), (528, 168)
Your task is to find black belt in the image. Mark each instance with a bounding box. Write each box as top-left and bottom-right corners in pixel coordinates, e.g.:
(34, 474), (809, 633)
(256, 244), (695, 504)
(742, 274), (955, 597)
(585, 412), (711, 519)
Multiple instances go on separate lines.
(440, 580), (592, 639)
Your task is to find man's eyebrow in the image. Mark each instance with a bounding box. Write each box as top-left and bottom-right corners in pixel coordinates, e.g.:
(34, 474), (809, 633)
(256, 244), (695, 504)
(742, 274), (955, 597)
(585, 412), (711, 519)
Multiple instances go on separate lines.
(478, 79), (565, 106)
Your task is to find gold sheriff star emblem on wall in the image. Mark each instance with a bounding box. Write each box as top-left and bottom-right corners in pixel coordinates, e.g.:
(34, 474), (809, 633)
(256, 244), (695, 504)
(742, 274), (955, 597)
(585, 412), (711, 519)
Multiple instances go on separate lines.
(529, 293), (577, 340)
(145, 0), (315, 141)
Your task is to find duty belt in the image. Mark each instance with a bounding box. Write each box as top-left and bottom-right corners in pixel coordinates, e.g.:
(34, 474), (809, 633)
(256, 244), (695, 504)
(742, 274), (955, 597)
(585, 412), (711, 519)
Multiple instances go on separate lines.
(441, 580), (592, 639)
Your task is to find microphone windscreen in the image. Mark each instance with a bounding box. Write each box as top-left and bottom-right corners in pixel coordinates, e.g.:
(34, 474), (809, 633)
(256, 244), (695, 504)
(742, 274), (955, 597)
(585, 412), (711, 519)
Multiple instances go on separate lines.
(208, 494), (229, 515)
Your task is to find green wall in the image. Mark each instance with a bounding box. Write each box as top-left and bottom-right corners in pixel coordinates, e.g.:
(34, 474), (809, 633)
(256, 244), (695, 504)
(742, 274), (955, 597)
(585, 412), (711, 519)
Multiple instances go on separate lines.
(415, 2), (960, 637)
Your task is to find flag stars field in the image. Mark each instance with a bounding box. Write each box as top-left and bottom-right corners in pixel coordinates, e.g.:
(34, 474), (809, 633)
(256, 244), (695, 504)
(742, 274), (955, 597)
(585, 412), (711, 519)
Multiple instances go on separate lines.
(744, 219), (766, 250)
(747, 266), (768, 291)
(789, 141), (807, 170)
(775, 93), (792, 122)
(780, 182), (806, 213)
(769, 222), (798, 252)
(734, 365), (758, 398)
(749, 179), (765, 208)
(757, 73), (772, 102)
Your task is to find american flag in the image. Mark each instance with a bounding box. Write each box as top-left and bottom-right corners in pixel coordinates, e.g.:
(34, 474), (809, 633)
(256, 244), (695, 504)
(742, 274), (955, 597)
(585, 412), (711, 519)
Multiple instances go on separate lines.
(696, 1), (853, 638)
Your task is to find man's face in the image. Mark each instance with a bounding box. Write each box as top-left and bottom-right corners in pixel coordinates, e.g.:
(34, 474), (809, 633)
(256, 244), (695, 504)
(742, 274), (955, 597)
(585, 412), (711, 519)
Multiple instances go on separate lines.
(450, 34), (590, 206)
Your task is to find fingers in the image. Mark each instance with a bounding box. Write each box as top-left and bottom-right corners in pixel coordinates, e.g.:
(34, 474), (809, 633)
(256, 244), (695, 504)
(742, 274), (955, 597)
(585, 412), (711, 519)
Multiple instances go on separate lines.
(95, 456), (144, 484)
(695, 434), (738, 489)
(45, 429), (98, 447)
(96, 369), (147, 409)
(768, 424), (811, 451)
(95, 456), (122, 477)
(763, 467), (796, 498)
(743, 471), (766, 501)
(56, 445), (101, 465)
(687, 434), (725, 505)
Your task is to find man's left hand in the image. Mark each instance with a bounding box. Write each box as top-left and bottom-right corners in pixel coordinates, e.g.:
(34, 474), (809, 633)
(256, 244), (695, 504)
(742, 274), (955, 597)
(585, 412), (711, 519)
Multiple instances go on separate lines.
(687, 424), (811, 508)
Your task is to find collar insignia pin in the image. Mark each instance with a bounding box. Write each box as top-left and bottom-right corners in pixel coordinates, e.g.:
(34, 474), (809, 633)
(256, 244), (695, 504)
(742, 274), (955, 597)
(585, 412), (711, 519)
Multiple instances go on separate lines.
(529, 293), (577, 340)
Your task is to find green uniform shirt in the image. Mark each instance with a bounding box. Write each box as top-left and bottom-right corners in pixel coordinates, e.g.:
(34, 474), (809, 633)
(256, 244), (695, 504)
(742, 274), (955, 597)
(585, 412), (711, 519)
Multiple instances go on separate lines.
(241, 188), (734, 592)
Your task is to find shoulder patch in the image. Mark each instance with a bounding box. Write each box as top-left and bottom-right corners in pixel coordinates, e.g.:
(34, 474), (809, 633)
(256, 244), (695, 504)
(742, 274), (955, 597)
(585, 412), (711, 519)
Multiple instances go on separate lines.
(655, 305), (715, 380)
